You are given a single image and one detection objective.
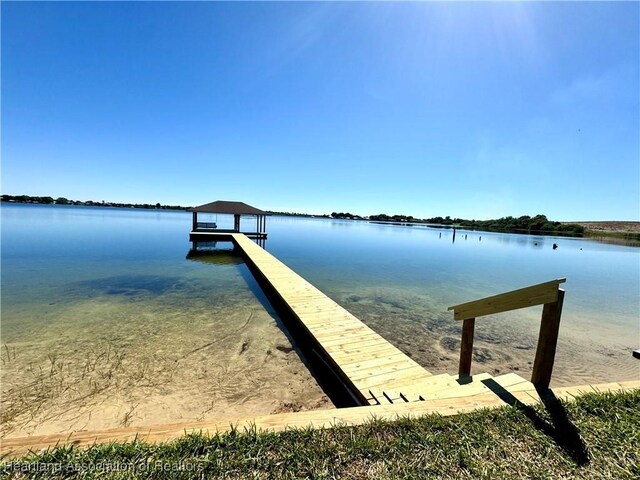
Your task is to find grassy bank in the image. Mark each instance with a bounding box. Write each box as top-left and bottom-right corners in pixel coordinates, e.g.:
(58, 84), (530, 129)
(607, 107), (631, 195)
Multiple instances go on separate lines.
(2, 389), (639, 479)
(585, 230), (640, 245)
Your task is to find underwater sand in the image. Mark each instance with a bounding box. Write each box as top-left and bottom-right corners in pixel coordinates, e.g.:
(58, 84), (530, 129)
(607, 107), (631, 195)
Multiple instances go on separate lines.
(1, 266), (330, 438)
(325, 283), (639, 387)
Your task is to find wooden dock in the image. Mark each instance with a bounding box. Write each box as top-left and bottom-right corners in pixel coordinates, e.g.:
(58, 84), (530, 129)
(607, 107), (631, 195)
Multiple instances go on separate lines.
(189, 232), (538, 406)
(192, 231), (438, 405)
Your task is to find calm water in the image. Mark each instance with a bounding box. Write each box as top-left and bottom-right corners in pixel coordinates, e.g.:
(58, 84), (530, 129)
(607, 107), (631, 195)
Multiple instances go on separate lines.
(2, 204), (639, 434)
(1, 204), (329, 437)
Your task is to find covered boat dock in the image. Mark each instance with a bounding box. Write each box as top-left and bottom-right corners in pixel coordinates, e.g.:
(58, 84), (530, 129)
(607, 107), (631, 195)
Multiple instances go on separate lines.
(189, 200), (269, 240)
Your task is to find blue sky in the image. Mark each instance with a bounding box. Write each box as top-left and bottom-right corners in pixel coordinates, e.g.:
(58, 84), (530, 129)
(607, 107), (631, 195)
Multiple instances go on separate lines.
(2, 2), (638, 220)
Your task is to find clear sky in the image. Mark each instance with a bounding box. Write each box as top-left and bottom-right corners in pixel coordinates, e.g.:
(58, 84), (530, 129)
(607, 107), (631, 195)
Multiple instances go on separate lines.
(2, 2), (638, 220)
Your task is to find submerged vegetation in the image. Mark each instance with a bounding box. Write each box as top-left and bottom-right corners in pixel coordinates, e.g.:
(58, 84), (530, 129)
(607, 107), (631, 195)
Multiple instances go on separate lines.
(2, 389), (639, 479)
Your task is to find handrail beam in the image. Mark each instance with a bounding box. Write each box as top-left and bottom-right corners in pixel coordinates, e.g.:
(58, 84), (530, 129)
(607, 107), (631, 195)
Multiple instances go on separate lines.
(448, 278), (566, 321)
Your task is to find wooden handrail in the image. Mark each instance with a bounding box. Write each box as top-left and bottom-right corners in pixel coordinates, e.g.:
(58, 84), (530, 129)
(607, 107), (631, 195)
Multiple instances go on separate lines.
(448, 279), (567, 389)
(448, 278), (566, 321)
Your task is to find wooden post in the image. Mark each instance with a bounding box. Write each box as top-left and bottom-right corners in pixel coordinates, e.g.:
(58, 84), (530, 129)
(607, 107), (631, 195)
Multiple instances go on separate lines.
(192, 211), (197, 231)
(458, 318), (475, 377)
(531, 289), (565, 389)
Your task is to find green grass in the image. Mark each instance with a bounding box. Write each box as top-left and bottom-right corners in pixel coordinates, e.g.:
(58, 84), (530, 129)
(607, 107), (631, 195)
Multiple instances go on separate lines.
(2, 389), (639, 479)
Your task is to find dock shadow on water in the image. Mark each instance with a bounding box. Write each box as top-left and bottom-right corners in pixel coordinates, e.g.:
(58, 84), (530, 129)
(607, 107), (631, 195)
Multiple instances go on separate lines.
(1, 250), (331, 438)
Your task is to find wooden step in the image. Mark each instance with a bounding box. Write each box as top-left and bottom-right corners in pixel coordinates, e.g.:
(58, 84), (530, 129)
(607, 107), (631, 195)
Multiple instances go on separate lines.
(371, 374), (456, 403)
(380, 373), (493, 403)
(486, 372), (535, 393)
(417, 373), (530, 401)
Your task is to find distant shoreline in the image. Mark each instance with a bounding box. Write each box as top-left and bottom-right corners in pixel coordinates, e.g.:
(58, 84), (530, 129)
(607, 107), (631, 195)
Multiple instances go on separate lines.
(3, 194), (638, 240)
(1, 195), (190, 211)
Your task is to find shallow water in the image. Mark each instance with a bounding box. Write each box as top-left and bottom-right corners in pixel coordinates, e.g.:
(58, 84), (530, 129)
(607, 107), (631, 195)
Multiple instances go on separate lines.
(1, 205), (639, 436)
(264, 216), (640, 386)
(1, 205), (329, 437)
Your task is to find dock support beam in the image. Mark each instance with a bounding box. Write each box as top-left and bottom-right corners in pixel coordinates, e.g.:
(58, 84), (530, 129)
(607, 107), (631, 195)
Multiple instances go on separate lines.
(458, 318), (475, 377)
(531, 289), (565, 390)
(192, 211), (197, 231)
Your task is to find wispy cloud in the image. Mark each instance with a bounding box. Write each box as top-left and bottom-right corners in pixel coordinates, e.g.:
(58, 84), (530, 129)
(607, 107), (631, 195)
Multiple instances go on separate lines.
(258, 3), (338, 77)
(550, 62), (639, 108)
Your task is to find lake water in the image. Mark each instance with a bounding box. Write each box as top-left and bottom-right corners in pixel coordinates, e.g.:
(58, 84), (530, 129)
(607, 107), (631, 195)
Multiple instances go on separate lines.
(2, 204), (639, 436)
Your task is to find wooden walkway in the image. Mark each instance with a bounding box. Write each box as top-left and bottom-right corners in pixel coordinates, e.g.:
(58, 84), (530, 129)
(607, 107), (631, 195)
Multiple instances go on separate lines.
(189, 233), (559, 407)
(208, 232), (437, 405)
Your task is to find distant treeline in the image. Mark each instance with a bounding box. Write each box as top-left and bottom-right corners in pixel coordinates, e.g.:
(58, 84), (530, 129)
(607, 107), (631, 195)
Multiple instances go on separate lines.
(458, 215), (585, 236)
(2, 195), (586, 236)
(330, 212), (365, 220)
(1, 194), (189, 211)
(267, 210), (331, 218)
(364, 213), (585, 236)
